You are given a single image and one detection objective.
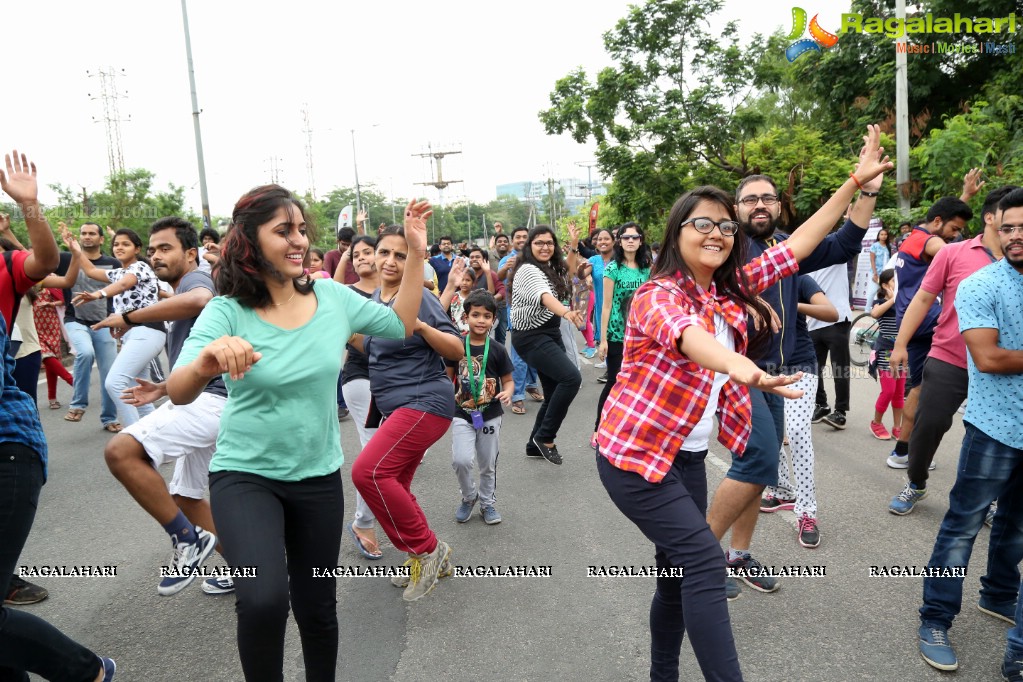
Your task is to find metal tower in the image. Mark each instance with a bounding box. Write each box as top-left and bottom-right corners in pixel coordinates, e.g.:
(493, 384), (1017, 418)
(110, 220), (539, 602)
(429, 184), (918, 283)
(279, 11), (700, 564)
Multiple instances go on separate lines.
(87, 67), (130, 176)
(413, 144), (463, 206)
(302, 104), (316, 199)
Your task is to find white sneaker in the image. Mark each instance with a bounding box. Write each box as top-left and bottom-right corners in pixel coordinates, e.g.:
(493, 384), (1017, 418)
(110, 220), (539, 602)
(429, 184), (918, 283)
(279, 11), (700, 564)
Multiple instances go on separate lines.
(887, 453), (909, 469)
(594, 360), (607, 369)
(157, 527), (217, 596)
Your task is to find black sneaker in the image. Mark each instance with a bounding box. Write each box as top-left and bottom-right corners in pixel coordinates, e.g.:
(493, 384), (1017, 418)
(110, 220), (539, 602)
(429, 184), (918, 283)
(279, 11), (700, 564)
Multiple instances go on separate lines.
(823, 410), (846, 429)
(525, 442), (543, 458)
(726, 553), (779, 593)
(797, 514), (821, 548)
(4, 576), (49, 605)
(811, 405), (830, 424)
(531, 437), (563, 465)
(597, 371), (608, 383)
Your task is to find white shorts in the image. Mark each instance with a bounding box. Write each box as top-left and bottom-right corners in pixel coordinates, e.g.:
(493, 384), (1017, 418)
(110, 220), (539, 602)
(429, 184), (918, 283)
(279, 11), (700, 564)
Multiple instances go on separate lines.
(121, 392), (225, 499)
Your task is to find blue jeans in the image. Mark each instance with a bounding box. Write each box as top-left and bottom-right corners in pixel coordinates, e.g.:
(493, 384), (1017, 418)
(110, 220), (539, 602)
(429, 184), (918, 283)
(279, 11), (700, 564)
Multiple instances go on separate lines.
(1009, 577), (1023, 659)
(509, 336), (538, 402)
(920, 422), (1023, 630)
(0, 443), (100, 681)
(105, 325), (166, 427)
(727, 388), (785, 487)
(65, 320), (118, 425)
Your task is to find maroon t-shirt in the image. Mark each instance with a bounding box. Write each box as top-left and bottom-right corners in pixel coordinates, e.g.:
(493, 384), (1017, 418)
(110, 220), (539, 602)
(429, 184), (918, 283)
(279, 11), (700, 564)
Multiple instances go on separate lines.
(323, 249), (358, 284)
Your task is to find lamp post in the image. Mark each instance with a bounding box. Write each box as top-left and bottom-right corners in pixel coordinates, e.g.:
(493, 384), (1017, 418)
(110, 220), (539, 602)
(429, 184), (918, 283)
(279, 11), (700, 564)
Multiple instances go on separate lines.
(350, 124), (380, 229)
(179, 0), (210, 229)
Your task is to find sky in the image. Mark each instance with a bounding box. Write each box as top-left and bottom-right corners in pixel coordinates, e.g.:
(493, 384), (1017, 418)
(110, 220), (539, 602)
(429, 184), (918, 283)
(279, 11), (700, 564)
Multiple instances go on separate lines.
(4, 0), (850, 219)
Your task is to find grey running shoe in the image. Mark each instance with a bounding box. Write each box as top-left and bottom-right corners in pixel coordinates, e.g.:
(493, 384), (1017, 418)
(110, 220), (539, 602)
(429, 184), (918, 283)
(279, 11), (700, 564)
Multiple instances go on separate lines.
(455, 495), (478, 523)
(403, 541), (452, 602)
(480, 505), (502, 525)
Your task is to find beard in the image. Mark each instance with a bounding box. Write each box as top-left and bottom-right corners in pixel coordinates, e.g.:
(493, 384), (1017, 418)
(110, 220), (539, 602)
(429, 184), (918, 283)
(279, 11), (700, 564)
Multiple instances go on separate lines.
(741, 209), (778, 240)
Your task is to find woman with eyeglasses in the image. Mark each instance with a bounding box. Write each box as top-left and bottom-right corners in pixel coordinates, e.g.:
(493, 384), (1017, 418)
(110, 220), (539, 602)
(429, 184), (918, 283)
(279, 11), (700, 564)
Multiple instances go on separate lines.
(595, 126), (891, 681)
(589, 222), (652, 449)
(509, 225), (584, 465)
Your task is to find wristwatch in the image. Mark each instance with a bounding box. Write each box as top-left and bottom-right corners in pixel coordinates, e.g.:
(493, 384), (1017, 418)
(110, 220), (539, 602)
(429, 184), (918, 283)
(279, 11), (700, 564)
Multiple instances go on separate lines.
(860, 190), (880, 198)
(98, 289), (108, 298)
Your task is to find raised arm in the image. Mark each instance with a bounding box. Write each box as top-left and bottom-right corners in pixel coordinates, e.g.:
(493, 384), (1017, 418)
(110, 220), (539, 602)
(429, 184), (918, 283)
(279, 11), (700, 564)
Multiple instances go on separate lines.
(0, 151), (58, 278)
(391, 200), (430, 336)
(93, 285), (213, 330)
(784, 125), (892, 263)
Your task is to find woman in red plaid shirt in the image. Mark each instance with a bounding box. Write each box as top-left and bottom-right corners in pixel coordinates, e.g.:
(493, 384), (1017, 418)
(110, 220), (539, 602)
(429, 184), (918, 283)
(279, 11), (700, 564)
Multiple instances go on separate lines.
(595, 126), (892, 681)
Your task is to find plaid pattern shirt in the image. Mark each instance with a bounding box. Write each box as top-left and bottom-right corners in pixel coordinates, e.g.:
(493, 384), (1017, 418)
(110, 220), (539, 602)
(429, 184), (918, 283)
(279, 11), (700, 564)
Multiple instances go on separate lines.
(596, 242), (799, 483)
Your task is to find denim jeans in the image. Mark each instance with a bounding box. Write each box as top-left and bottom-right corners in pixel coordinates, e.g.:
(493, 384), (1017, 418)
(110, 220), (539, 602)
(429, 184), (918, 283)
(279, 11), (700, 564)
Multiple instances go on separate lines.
(1007, 577), (1023, 659)
(0, 443), (100, 681)
(105, 325), (166, 427)
(598, 450), (742, 682)
(509, 334), (538, 402)
(65, 320), (118, 425)
(920, 422), (1023, 630)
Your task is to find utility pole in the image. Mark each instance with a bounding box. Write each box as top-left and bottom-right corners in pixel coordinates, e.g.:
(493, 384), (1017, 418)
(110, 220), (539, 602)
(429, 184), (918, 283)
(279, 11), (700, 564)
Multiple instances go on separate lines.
(179, 0), (211, 229)
(895, 0), (910, 217)
(302, 104), (316, 200)
(414, 143), (463, 242)
(575, 161), (599, 202)
(266, 156), (282, 184)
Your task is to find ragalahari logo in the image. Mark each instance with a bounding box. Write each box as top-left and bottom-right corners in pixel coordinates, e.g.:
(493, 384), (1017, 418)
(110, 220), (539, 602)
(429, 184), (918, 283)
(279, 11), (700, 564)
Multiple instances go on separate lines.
(785, 7), (840, 62)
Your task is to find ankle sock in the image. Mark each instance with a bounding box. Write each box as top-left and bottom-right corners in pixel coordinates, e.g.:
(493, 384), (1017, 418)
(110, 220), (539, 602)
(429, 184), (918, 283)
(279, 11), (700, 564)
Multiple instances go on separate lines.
(726, 548), (750, 563)
(894, 440), (909, 456)
(162, 511), (198, 546)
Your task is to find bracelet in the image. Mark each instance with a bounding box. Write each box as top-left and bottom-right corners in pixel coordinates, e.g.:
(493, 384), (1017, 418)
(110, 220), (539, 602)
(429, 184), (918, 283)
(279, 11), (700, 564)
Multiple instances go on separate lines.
(98, 289), (108, 298)
(849, 172), (865, 191)
(860, 190), (880, 198)
(121, 309), (134, 325)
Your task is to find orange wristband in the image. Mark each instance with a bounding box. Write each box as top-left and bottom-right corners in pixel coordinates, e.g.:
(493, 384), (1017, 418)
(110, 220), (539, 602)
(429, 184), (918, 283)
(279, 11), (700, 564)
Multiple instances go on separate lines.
(850, 172), (865, 191)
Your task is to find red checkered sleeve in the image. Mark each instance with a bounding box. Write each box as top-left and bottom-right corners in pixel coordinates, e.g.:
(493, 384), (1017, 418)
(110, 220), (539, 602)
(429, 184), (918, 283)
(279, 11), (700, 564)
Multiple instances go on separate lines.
(744, 241), (798, 294)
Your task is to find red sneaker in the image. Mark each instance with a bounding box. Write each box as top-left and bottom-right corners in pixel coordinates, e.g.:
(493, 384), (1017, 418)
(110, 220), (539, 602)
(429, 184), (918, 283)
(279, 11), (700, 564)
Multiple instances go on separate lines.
(870, 421), (892, 440)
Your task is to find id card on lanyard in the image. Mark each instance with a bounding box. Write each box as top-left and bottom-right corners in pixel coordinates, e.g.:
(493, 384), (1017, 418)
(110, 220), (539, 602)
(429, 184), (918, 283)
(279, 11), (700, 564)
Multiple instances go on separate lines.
(466, 334), (489, 430)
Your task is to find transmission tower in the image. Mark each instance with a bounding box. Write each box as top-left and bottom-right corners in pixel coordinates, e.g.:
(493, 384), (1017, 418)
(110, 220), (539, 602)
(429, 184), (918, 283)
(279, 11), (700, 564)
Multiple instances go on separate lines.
(266, 156), (283, 184)
(87, 67), (130, 176)
(413, 143), (463, 206)
(301, 104), (316, 199)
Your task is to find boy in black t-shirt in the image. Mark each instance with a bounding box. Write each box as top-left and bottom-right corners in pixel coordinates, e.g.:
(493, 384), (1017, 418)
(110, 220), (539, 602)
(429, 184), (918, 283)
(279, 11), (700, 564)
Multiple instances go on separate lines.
(445, 290), (514, 524)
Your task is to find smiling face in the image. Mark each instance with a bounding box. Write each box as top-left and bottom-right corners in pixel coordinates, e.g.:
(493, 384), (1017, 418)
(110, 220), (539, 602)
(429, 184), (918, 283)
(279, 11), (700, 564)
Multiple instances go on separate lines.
(375, 234), (408, 286)
(467, 304), (495, 337)
(111, 234), (140, 265)
(530, 230), (557, 264)
(469, 250), (485, 271)
(495, 235), (510, 256)
(999, 206), (1023, 271)
(511, 229), (528, 253)
(148, 229), (193, 285)
(735, 179), (781, 240)
(255, 204), (308, 281)
(678, 200), (735, 287)
(351, 241), (377, 278)
(594, 230), (613, 254)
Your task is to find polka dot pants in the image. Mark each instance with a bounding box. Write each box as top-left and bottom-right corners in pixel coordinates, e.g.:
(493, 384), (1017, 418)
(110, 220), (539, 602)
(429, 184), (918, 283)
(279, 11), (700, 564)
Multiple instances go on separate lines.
(766, 372), (819, 517)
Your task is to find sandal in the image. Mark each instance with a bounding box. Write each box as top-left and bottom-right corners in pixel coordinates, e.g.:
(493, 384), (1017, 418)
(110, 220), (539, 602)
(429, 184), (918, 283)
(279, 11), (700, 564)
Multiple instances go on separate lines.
(103, 422), (123, 433)
(348, 522), (383, 560)
(63, 408), (85, 422)
(526, 387), (544, 402)
(49, 400), (62, 410)
(511, 400), (526, 415)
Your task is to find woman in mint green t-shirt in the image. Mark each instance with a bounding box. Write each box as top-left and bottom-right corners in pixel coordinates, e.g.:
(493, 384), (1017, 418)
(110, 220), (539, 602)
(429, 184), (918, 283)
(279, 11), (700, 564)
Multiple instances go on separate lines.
(591, 222), (652, 449)
(168, 185), (431, 681)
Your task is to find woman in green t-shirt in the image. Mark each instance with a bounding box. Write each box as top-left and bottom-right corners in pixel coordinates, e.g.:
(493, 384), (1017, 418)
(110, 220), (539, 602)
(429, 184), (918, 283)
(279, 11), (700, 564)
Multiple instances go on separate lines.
(591, 222), (652, 449)
(169, 185), (430, 681)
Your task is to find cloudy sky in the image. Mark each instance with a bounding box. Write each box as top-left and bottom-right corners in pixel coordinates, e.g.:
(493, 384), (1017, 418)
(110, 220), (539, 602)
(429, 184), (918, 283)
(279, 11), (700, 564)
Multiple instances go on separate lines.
(5, 0), (846, 216)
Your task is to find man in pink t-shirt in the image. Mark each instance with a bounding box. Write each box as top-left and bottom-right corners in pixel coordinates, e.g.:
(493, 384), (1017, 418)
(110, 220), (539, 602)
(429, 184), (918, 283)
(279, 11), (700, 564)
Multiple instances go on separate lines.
(887, 185), (1018, 515)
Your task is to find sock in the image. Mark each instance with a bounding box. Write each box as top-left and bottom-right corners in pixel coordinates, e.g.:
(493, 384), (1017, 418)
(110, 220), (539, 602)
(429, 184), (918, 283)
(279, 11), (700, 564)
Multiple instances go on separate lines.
(162, 510), (197, 546)
(894, 440), (909, 456)
(727, 548), (750, 563)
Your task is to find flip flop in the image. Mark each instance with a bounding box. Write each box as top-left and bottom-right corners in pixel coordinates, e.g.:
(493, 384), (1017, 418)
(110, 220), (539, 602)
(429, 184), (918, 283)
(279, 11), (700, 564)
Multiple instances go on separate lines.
(526, 387), (544, 402)
(63, 408), (84, 422)
(103, 422), (123, 433)
(511, 400), (526, 415)
(348, 522), (383, 560)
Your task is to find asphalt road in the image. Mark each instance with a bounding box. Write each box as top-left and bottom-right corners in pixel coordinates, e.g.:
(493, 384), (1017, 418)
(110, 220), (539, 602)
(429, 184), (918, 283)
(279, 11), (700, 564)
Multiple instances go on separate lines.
(13, 349), (1011, 681)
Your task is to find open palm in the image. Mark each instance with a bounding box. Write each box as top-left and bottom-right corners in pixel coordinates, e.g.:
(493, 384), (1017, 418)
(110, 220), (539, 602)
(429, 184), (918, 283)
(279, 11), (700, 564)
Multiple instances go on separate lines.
(0, 150), (39, 205)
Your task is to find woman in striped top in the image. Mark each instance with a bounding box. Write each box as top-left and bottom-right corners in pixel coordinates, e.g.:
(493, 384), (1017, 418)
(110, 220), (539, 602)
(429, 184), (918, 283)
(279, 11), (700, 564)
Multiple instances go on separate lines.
(509, 225), (584, 465)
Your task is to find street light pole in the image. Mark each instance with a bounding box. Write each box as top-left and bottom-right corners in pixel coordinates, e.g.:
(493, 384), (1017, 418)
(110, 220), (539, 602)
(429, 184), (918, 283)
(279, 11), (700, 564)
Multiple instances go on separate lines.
(179, 0), (211, 229)
(350, 128), (363, 218)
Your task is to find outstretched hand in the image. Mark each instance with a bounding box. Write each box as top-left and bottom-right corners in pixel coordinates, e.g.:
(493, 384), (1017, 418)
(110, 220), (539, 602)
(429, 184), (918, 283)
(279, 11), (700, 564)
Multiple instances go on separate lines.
(121, 377), (166, 407)
(448, 256), (467, 284)
(961, 168), (985, 201)
(728, 358), (805, 400)
(567, 220), (580, 242)
(0, 150), (39, 206)
(852, 125), (893, 191)
(403, 199), (433, 254)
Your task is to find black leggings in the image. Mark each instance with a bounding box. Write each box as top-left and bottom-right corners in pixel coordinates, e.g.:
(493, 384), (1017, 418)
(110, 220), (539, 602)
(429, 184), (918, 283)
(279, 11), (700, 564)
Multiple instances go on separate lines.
(512, 328), (582, 444)
(594, 340), (624, 430)
(210, 469), (344, 682)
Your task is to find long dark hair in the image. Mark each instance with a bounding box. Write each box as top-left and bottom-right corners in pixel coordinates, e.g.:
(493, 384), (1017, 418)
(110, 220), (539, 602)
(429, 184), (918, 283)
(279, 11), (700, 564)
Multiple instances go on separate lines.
(876, 227), (891, 253)
(510, 225), (571, 301)
(217, 184), (318, 308)
(612, 222), (653, 270)
(112, 228), (150, 267)
(652, 186), (773, 360)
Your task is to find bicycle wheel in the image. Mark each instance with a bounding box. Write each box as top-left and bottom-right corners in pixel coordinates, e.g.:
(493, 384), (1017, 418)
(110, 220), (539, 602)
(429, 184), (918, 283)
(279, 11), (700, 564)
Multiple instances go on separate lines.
(848, 312), (879, 367)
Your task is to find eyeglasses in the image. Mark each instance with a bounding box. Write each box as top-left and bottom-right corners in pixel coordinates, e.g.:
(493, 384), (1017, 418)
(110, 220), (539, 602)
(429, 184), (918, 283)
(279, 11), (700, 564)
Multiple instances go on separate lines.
(738, 194), (779, 207)
(533, 240), (555, 248)
(619, 234), (642, 241)
(998, 225), (1023, 236)
(682, 217), (740, 236)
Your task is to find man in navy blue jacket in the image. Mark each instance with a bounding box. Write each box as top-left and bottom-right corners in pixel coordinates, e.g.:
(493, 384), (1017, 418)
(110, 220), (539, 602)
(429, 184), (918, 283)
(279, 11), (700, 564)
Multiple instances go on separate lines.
(708, 173), (881, 599)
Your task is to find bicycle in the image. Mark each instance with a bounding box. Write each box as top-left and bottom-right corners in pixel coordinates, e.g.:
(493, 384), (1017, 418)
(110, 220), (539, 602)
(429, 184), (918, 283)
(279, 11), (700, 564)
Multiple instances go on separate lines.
(848, 311), (880, 367)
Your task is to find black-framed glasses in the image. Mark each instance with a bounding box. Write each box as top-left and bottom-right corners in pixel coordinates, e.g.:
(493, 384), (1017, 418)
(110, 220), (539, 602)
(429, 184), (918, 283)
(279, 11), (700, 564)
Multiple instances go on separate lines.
(682, 217), (740, 236)
(533, 240), (555, 248)
(619, 234), (642, 241)
(738, 194), (779, 207)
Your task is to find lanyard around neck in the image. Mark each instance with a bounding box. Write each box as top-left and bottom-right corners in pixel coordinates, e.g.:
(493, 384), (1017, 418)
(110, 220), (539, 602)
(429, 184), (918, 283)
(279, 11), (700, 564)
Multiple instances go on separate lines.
(465, 334), (490, 403)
